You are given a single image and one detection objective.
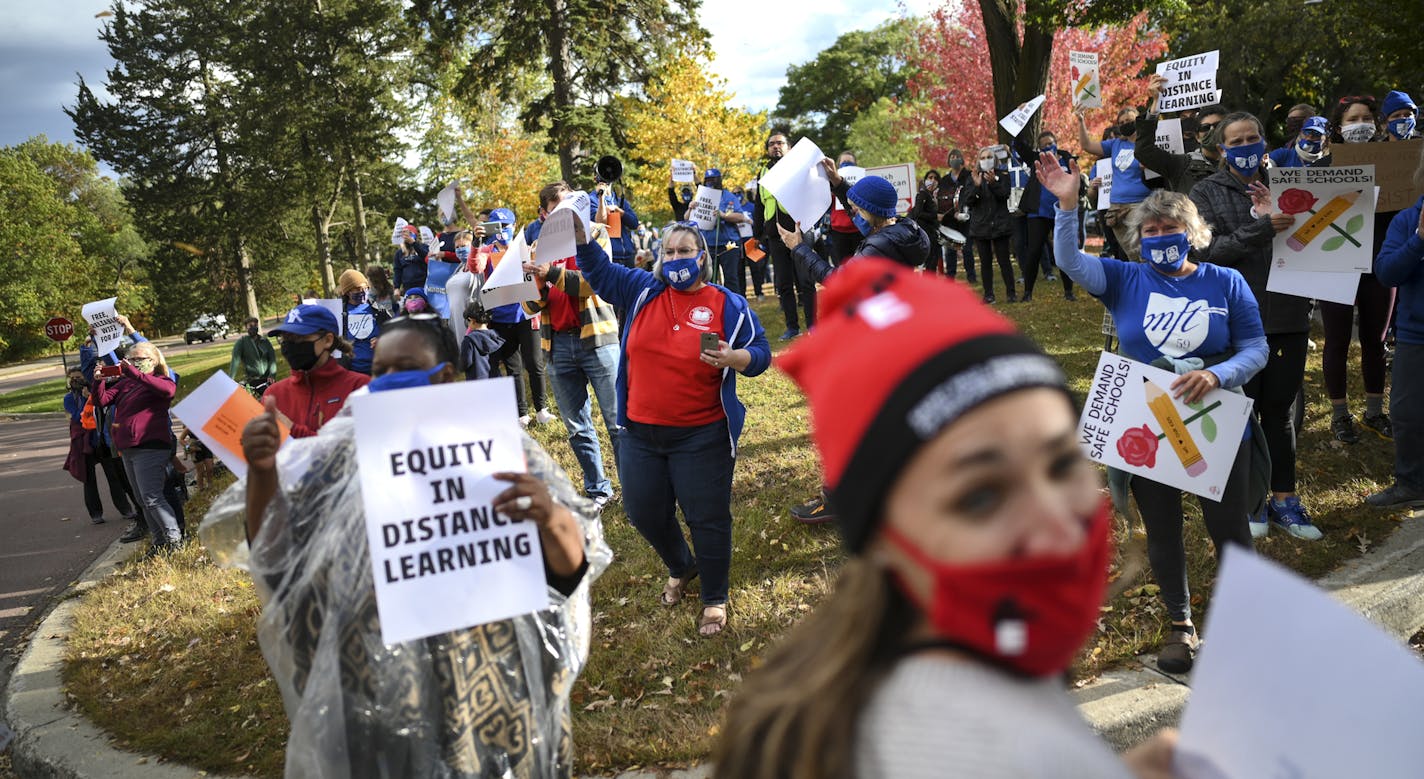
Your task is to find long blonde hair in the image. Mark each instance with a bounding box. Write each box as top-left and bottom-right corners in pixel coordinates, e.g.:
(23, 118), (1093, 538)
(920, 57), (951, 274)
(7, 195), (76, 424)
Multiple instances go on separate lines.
(127, 341), (170, 378)
(714, 559), (916, 779)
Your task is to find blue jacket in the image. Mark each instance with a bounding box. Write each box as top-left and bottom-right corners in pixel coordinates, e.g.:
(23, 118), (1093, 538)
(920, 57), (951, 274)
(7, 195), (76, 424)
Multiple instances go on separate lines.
(393, 244), (429, 291)
(599, 191), (641, 261)
(701, 191), (746, 252)
(1376, 194), (1424, 345)
(574, 241), (771, 453)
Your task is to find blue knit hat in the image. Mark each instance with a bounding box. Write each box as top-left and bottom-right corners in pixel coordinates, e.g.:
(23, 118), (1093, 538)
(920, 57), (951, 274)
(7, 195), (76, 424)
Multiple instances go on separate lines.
(1382, 90), (1417, 118)
(847, 176), (899, 218)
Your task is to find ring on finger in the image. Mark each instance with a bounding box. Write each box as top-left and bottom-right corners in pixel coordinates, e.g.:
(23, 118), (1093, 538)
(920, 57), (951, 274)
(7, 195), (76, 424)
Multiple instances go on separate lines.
(513, 495), (533, 511)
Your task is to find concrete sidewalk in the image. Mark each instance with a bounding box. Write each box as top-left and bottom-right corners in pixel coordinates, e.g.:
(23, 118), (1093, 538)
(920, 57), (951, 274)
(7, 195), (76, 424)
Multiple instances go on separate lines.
(6, 512), (1422, 778)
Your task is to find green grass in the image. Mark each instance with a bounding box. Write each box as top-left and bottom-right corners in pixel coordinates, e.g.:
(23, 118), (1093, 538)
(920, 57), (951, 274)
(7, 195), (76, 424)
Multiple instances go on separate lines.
(61, 290), (1409, 776)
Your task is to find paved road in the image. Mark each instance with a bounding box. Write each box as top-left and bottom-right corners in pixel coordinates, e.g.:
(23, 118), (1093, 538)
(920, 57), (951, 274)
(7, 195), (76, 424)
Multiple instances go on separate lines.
(0, 334), (234, 397)
(0, 415), (124, 660)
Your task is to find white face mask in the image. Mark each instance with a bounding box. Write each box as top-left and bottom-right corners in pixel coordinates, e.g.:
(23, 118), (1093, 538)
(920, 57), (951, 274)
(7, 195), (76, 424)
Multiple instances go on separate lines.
(978, 159), (995, 172)
(1340, 122), (1375, 144)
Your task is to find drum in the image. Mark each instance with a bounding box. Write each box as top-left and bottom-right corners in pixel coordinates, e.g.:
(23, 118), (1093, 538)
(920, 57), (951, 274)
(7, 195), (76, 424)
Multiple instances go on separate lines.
(938, 226), (967, 248)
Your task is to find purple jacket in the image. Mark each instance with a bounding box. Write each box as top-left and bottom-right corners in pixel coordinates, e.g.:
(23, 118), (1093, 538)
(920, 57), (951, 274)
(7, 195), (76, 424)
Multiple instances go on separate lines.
(92, 362), (176, 450)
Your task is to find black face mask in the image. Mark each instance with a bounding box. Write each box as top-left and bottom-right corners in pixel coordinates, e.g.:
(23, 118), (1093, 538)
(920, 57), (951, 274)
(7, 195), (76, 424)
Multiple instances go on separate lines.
(1118, 121), (1136, 137)
(280, 338), (322, 371)
(1284, 115), (1307, 137)
(69, 380), (87, 393)
(248, 325), (260, 337)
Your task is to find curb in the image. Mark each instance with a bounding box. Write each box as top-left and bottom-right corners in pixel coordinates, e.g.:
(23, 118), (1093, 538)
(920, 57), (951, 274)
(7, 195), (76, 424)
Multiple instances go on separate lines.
(1, 413), (69, 422)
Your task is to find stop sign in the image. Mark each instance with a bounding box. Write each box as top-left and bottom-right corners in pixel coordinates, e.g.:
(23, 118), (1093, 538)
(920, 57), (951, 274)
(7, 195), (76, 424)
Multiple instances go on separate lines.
(44, 317), (75, 342)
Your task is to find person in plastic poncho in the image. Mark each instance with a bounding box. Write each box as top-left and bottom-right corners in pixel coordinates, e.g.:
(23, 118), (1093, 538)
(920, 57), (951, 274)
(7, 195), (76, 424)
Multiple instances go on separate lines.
(200, 315), (612, 779)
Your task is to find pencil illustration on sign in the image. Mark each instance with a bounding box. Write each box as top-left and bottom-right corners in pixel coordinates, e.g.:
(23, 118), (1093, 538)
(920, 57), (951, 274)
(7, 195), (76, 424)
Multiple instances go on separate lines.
(1116, 378), (1219, 477)
(1276, 188), (1365, 252)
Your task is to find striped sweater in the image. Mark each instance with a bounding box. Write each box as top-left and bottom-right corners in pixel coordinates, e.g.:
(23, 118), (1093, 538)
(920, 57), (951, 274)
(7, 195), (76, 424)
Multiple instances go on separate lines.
(522, 263), (620, 352)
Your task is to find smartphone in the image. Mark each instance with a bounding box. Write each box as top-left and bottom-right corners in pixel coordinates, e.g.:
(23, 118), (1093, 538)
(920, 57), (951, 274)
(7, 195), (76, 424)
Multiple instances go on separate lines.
(98, 364), (122, 378)
(478, 221), (504, 235)
(700, 332), (720, 353)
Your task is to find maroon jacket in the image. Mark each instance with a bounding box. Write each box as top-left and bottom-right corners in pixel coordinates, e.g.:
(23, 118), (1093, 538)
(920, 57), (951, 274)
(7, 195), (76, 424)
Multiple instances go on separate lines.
(265, 358), (370, 437)
(92, 362), (176, 450)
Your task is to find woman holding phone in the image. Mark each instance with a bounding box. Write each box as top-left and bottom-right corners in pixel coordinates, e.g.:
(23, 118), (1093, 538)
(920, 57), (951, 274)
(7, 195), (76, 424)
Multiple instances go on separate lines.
(577, 222), (771, 636)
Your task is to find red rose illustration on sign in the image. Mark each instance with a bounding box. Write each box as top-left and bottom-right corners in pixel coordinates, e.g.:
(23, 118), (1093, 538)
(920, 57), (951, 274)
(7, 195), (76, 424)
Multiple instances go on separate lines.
(1116, 424), (1159, 468)
(1276, 188), (1318, 216)
(1071, 65), (1080, 81)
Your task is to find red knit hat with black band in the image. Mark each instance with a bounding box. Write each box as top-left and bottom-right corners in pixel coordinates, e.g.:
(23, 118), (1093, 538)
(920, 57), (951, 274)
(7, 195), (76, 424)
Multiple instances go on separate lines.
(778, 258), (1072, 553)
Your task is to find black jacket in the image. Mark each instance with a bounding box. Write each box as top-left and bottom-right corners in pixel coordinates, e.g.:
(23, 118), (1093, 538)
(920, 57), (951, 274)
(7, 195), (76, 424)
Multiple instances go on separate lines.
(961, 172), (1013, 239)
(791, 219), (931, 284)
(1134, 115), (1216, 195)
(1011, 136), (1075, 216)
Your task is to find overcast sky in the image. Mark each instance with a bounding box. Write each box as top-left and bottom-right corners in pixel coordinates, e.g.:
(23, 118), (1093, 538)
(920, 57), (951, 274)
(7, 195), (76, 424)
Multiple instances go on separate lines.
(0, 0), (938, 157)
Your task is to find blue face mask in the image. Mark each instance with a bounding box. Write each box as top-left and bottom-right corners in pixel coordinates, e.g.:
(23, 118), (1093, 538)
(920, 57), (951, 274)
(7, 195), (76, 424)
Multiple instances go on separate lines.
(1387, 116), (1417, 140)
(1040, 144), (1058, 155)
(1140, 232), (1191, 272)
(368, 362), (447, 393)
(454, 246), (470, 262)
(1221, 140), (1266, 176)
(852, 213), (872, 236)
(662, 254), (702, 290)
(1297, 134), (1324, 154)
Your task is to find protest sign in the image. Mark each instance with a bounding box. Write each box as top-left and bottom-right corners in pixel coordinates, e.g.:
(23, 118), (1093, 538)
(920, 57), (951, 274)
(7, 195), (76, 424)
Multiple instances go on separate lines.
(1069, 51), (1101, 108)
(437, 184), (458, 225)
(758, 136), (832, 229)
(81, 297), (123, 356)
(690, 185), (721, 230)
(1176, 551), (1424, 779)
(482, 228), (539, 309)
(1143, 119), (1185, 181)
(391, 217), (410, 247)
(1154, 51), (1220, 112)
(533, 190), (592, 267)
(418, 225), (438, 247)
(172, 371), (288, 480)
(832, 165), (866, 211)
(1267, 165), (1375, 273)
(1329, 138), (1424, 213)
(1267, 269), (1362, 306)
(743, 238), (766, 261)
(865, 163), (918, 215)
(1094, 158), (1113, 211)
(998, 95), (1046, 137)
(671, 159), (696, 183)
(301, 298), (344, 324)
(350, 378), (545, 646)
(1077, 353), (1253, 501)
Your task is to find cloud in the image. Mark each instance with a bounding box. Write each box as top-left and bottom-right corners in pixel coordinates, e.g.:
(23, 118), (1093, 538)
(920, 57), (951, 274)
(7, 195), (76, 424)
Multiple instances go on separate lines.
(0, 1), (114, 148)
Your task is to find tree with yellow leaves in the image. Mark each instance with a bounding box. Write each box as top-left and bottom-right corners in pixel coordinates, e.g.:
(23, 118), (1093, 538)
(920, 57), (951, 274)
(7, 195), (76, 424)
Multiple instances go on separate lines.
(619, 54), (767, 225)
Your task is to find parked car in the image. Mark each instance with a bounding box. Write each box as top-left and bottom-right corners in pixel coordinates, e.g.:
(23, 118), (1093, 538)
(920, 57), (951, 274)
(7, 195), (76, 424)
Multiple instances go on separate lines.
(184, 313), (231, 344)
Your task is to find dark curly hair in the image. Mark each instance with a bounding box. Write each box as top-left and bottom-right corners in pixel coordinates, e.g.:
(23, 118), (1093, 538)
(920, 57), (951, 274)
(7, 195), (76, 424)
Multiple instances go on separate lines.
(1329, 94), (1379, 143)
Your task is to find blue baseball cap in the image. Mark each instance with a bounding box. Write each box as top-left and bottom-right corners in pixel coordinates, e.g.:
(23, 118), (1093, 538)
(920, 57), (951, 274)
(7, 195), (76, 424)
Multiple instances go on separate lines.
(1301, 116), (1328, 135)
(705, 168), (722, 180)
(488, 207), (516, 225)
(268, 304), (340, 337)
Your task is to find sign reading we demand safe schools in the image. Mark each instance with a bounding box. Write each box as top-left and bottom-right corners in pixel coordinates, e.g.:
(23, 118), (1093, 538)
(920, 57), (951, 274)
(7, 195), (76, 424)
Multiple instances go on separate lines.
(350, 377), (546, 646)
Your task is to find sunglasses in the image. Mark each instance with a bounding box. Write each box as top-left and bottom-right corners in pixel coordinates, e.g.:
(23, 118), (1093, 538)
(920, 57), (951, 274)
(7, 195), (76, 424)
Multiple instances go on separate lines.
(1337, 95), (1376, 105)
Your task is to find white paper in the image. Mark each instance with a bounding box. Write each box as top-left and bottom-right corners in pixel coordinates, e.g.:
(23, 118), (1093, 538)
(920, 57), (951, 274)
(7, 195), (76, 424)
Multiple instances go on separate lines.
(1177, 550), (1424, 779)
(81, 297), (123, 356)
(171, 371), (266, 479)
(1077, 352), (1253, 501)
(437, 184), (458, 225)
(301, 298), (343, 325)
(757, 136), (832, 230)
(481, 229), (539, 308)
(1267, 166), (1375, 273)
(864, 163), (918, 216)
(1095, 158), (1113, 211)
(534, 190), (591, 266)
(1069, 51), (1101, 108)
(1154, 50), (1221, 112)
(350, 378), (545, 646)
(736, 221), (753, 239)
(671, 159), (695, 183)
(391, 217), (410, 247)
(1144, 119), (1186, 182)
(832, 165), (866, 211)
(690, 185), (721, 231)
(998, 94), (1046, 137)
(1266, 269), (1361, 305)
(418, 225), (437, 247)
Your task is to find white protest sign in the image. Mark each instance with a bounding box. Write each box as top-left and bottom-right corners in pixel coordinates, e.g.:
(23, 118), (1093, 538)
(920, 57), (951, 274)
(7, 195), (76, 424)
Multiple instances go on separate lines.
(418, 225), (438, 247)
(1077, 352), (1253, 501)
(1095, 158), (1113, 211)
(1069, 51), (1101, 108)
(81, 297), (123, 356)
(690, 186), (721, 231)
(481, 229), (539, 309)
(1154, 51), (1221, 112)
(864, 163), (918, 216)
(437, 184), (458, 224)
(534, 190), (592, 267)
(998, 95), (1046, 138)
(301, 298), (344, 324)
(1176, 551), (1424, 779)
(832, 165), (866, 211)
(1267, 166), (1375, 273)
(758, 136), (832, 230)
(391, 217), (410, 247)
(350, 378), (545, 646)
(1144, 119), (1186, 181)
(172, 371), (288, 480)
(671, 159), (696, 183)
(1267, 268), (1362, 306)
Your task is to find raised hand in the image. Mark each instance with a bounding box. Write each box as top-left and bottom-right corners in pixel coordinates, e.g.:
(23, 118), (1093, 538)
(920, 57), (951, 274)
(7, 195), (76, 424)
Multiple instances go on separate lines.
(1035, 150), (1080, 208)
(241, 395), (283, 473)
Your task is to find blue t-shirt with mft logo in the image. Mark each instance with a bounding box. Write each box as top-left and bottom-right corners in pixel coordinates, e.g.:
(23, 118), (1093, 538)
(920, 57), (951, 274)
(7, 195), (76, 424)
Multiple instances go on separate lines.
(1101, 138), (1151, 205)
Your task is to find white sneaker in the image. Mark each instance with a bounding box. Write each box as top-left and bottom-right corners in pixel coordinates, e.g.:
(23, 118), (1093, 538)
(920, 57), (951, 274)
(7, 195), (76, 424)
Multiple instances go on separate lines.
(1249, 505), (1269, 539)
(535, 408), (556, 425)
(519, 414), (532, 428)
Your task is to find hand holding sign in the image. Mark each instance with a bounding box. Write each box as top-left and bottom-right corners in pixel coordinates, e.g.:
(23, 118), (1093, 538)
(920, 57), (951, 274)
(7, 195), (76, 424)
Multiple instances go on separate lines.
(491, 472), (584, 579)
(242, 396), (283, 473)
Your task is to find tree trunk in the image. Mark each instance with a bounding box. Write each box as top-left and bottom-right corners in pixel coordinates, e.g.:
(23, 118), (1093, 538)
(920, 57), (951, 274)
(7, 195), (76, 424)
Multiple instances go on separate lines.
(237, 240), (259, 318)
(544, 0), (578, 181)
(347, 153), (370, 266)
(980, 0), (1056, 145)
(204, 57), (260, 319)
(312, 204), (335, 297)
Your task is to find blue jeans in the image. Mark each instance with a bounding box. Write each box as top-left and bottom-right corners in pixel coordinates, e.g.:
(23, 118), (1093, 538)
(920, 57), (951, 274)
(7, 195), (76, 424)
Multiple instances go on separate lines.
(619, 419), (735, 605)
(121, 447), (182, 544)
(546, 335), (620, 498)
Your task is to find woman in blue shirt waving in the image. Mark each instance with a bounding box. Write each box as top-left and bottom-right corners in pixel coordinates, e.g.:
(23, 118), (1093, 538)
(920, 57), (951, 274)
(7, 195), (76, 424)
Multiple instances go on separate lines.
(1038, 152), (1267, 675)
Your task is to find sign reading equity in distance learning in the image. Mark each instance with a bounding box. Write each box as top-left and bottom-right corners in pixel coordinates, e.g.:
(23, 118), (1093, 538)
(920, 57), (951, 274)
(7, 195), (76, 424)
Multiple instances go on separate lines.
(1077, 352), (1253, 501)
(1069, 51), (1101, 108)
(864, 163), (919, 216)
(172, 370), (289, 480)
(832, 165), (866, 211)
(1329, 138), (1424, 213)
(1154, 50), (1221, 112)
(689, 185), (722, 231)
(81, 297), (123, 356)
(1095, 158), (1113, 211)
(1267, 165), (1376, 274)
(998, 95), (1047, 138)
(757, 136), (832, 230)
(671, 159), (696, 183)
(351, 377), (546, 646)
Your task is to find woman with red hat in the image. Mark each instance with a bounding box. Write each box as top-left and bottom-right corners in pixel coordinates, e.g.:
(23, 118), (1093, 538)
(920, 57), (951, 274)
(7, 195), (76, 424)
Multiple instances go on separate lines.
(715, 259), (1177, 778)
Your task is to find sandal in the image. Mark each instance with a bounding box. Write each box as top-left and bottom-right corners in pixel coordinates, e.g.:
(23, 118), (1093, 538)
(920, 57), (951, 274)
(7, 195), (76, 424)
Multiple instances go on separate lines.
(698, 604), (727, 637)
(658, 568), (699, 607)
(1156, 628), (1200, 674)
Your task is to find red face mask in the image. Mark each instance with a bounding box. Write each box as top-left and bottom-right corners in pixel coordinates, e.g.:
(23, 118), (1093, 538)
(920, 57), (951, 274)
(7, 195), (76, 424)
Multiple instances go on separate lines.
(881, 499), (1113, 677)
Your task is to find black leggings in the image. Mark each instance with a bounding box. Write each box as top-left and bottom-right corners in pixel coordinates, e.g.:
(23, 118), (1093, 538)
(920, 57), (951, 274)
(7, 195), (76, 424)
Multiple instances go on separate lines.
(1020, 217), (1074, 297)
(1131, 437), (1254, 622)
(83, 451), (135, 520)
(490, 320), (547, 416)
(770, 238), (816, 331)
(973, 236), (1015, 300)
(1320, 274), (1395, 400)
(1245, 332), (1309, 493)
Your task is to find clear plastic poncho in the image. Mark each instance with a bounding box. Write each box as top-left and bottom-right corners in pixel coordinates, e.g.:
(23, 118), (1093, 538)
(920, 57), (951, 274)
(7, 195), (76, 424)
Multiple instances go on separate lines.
(200, 413), (612, 778)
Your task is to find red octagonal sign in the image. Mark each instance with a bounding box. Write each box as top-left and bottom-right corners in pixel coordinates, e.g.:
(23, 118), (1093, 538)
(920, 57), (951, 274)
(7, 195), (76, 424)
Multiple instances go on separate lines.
(45, 317), (75, 342)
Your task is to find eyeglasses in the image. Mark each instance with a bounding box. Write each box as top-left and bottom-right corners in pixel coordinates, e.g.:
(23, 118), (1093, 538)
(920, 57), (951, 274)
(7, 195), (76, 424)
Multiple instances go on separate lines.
(1197, 123), (1219, 134)
(664, 246), (702, 259)
(1338, 95), (1376, 105)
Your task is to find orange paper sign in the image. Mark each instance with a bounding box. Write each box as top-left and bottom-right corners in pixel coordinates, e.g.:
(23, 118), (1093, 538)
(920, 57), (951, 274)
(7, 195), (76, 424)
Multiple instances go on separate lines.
(607, 210), (623, 239)
(202, 389), (288, 463)
(744, 238), (766, 262)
